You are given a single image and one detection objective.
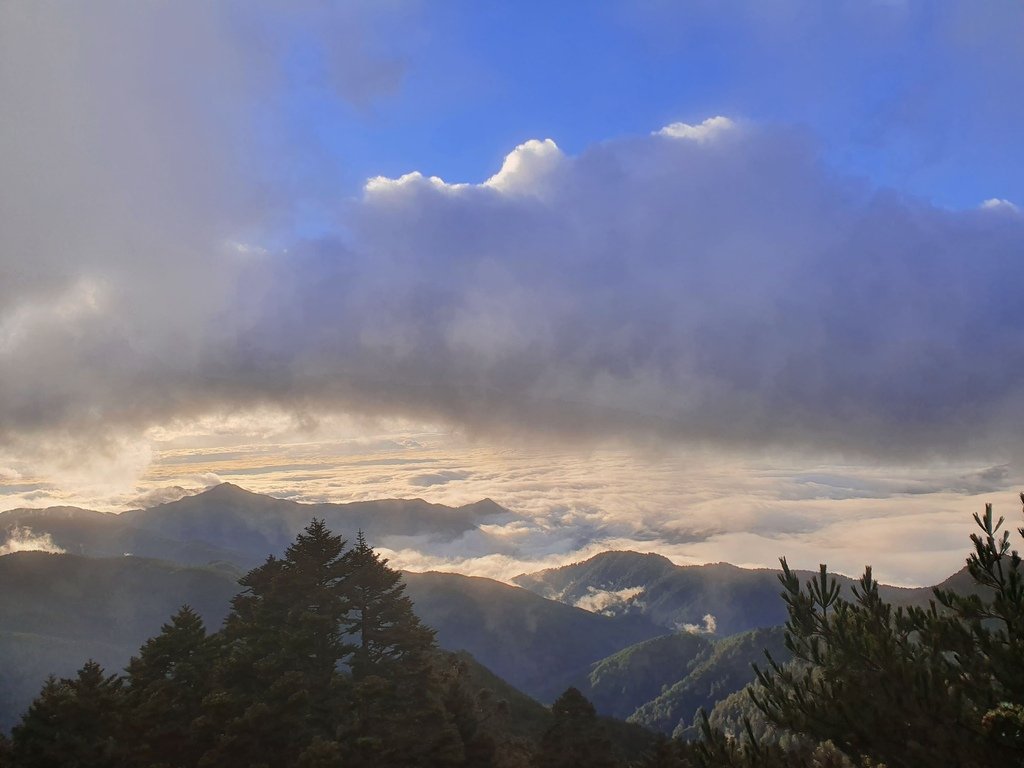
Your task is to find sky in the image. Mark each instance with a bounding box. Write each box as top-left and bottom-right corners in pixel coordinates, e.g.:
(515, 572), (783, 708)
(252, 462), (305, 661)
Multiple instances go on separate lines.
(2, 0), (1024, 586)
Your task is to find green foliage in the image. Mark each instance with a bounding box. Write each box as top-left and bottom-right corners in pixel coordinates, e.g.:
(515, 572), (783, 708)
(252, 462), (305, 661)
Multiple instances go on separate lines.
(345, 530), (436, 680)
(9, 519), (523, 768)
(202, 519), (357, 767)
(586, 632), (713, 720)
(749, 498), (1024, 768)
(0, 551), (239, 731)
(123, 606), (217, 767)
(534, 687), (618, 768)
(11, 661), (125, 768)
(342, 531), (464, 767)
(629, 627), (789, 738)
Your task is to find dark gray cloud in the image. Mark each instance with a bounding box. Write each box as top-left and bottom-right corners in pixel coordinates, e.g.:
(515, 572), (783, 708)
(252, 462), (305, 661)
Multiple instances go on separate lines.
(0, 0), (408, 440)
(230, 123), (1024, 459)
(3, 4), (1024, 464)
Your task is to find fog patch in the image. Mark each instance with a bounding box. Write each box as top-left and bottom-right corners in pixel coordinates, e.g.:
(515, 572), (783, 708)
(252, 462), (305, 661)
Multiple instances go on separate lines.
(677, 613), (717, 635)
(573, 586), (645, 615)
(0, 527), (65, 556)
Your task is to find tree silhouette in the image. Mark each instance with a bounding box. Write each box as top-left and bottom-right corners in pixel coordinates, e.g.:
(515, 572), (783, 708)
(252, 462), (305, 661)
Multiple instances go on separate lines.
(123, 605), (216, 767)
(342, 530), (463, 767)
(751, 498), (1024, 767)
(12, 661), (124, 768)
(534, 687), (618, 768)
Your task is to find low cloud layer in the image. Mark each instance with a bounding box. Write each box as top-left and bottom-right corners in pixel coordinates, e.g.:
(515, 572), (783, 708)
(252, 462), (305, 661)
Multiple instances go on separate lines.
(0, 424), (1014, 586)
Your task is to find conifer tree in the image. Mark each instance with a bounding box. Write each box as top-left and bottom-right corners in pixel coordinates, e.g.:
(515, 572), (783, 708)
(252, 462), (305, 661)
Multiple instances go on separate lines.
(751, 498), (1024, 768)
(534, 687), (618, 768)
(11, 661), (125, 768)
(342, 531), (463, 767)
(202, 519), (354, 768)
(123, 605), (217, 768)
(344, 530), (437, 680)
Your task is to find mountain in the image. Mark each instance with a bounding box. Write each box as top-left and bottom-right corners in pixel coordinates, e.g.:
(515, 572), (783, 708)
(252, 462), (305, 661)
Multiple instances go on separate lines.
(403, 571), (665, 702)
(0, 550), (664, 730)
(580, 631), (714, 720)
(0, 483), (510, 567)
(514, 551), (945, 636)
(628, 626), (790, 738)
(0, 504), (243, 564)
(514, 552), (798, 634)
(0, 551), (241, 731)
(449, 651), (658, 765)
(514, 551), (680, 604)
(0, 488), (976, 743)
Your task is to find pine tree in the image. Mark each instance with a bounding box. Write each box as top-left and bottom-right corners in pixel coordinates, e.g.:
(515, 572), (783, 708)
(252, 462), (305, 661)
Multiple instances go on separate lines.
(11, 661), (125, 768)
(750, 498), (1024, 768)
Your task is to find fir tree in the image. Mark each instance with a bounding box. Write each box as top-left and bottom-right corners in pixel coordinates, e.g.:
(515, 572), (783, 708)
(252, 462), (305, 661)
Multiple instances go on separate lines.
(534, 687), (619, 768)
(11, 661), (125, 768)
(344, 530), (437, 680)
(202, 519), (354, 768)
(123, 605), (217, 768)
(342, 531), (464, 767)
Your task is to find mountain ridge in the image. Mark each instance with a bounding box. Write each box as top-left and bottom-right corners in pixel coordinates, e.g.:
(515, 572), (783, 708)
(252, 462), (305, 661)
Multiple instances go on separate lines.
(1, 483), (512, 567)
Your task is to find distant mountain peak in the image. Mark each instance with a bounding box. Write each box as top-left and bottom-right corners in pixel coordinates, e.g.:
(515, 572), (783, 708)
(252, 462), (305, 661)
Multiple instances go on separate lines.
(0, 505), (109, 520)
(179, 482), (269, 504)
(457, 498), (508, 517)
(200, 482), (250, 496)
(586, 550), (676, 566)
(512, 550), (678, 584)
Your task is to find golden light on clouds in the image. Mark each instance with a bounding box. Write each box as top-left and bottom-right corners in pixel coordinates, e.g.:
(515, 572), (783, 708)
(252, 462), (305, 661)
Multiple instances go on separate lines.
(0, 407), (1013, 587)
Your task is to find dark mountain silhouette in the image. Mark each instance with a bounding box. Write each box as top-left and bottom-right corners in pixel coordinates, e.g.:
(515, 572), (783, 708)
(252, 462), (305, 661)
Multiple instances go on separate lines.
(514, 550), (946, 635)
(0, 488), (979, 745)
(0, 551), (240, 731)
(1, 483), (509, 567)
(628, 626), (790, 737)
(403, 571), (664, 702)
(0, 550), (661, 729)
(577, 631), (714, 720)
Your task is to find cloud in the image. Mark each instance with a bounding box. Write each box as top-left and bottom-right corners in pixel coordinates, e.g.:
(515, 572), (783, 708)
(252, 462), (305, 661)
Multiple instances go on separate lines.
(656, 116), (735, 142)
(0, 0), (410, 443)
(242, 119), (1024, 460)
(573, 586), (645, 615)
(677, 614), (717, 635)
(0, 527), (65, 556)
(3, 3), (1024, 466)
(483, 139), (565, 195)
(982, 198), (1020, 214)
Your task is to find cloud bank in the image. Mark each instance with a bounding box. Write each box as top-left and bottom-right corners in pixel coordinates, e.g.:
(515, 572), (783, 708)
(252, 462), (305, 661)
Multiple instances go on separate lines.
(242, 118), (1024, 459)
(2, 3), (1024, 465)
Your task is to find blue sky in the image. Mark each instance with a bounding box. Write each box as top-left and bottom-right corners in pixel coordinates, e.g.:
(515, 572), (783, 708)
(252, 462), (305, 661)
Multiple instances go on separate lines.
(273, 1), (1023, 214)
